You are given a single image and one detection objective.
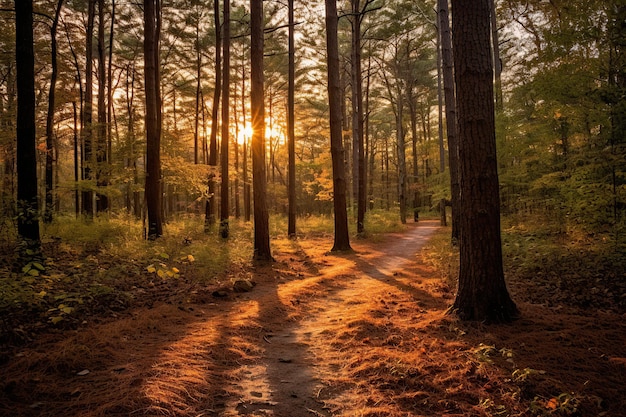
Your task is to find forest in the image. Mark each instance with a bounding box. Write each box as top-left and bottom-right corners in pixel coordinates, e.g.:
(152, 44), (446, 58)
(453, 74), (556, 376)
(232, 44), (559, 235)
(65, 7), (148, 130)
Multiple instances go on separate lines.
(0, 0), (625, 416)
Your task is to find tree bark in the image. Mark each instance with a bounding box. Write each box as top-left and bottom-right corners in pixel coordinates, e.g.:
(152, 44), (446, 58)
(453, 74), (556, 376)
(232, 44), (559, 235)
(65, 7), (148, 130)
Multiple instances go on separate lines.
(325, 0), (352, 251)
(144, 0), (163, 239)
(451, 0), (518, 322)
(251, 0), (272, 260)
(15, 0), (40, 246)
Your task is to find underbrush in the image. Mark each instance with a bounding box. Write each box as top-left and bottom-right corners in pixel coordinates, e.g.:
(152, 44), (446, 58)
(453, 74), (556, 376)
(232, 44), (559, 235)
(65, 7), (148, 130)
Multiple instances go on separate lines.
(422, 217), (626, 314)
(1, 211), (413, 349)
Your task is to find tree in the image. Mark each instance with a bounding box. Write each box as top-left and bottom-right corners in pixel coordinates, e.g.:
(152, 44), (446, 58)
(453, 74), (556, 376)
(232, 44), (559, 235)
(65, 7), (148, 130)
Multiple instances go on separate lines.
(451, 0), (518, 322)
(144, 0), (163, 239)
(206, 0), (222, 231)
(220, 0), (231, 238)
(96, 0), (109, 212)
(15, 0), (40, 249)
(44, 0), (65, 223)
(82, 0), (96, 219)
(438, 0), (459, 242)
(250, 0), (272, 260)
(325, 0), (352, 251)
(287, 0), (296, 238)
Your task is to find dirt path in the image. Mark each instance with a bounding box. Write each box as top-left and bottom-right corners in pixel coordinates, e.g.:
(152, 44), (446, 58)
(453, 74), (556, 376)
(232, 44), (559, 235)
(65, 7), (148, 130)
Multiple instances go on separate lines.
(2, 220), (625, 417)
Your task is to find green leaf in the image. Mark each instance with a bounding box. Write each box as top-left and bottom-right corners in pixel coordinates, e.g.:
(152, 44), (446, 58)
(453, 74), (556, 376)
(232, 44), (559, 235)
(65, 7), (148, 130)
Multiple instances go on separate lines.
(50, 316), (63, 324)
(27, 269), (40, 277)
(32, 262), (45, 271)
(22, 264), (32, 273)
(61, 306), (74, 314)
(159, 253), (170, 260)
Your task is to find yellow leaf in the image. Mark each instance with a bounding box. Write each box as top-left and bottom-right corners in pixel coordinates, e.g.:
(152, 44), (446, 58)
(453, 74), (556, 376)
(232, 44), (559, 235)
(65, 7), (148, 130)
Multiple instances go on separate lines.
(146, 265), (156, 273)
(61, 306), (74, 314)
(171, 267), (180, 274)
(157, 269), (166, 278)
(187, 255), (195, 262)
(50, 316), (63, 324)
(38, 291), (47, 297)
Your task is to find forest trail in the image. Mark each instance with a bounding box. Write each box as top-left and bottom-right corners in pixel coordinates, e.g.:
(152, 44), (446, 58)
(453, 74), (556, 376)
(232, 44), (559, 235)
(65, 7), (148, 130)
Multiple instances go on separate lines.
(2, 219), (626, 417)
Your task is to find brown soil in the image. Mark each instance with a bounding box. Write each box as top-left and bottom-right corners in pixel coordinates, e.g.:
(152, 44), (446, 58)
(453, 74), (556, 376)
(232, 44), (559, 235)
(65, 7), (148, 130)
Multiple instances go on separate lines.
(1, 220), (625, 416)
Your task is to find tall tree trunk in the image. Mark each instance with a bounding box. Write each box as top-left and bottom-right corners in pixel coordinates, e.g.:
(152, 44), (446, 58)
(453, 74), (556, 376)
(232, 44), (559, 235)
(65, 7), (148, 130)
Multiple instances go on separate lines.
(396, 84), (407, 224)
(65, 23), (83, 217)
(436, 18), (445, 174)
(15, 0), (40, 250)
(82, 0), (96, 219)
(351, 0), (366, 234)
(287, 0), (297, 237)
(205, 0), (221, 231)
(326, 0), (352, 251)
(44, 0), (65, 223)
(194, 5), (201, 165)
(107, 0), (115, 190)
(241, 58), (251, 222)
(220, 0), (231, 238)
(451, 0), (518, 322)
(144, 0), (163, 239)
(438, 0), (460, 242)
(73, 101), (80, 217)
(96, 0), (108, 212)
(251, 0), (272, 260)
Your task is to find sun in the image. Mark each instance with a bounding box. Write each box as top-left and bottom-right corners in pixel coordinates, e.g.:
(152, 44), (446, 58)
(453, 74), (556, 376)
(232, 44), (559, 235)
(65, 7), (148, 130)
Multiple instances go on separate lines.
(237, 124), (253, 145)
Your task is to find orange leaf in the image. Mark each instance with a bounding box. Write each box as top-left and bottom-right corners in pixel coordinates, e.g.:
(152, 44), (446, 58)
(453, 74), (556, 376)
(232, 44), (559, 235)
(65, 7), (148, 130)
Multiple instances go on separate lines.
(546, 397), (558, 410)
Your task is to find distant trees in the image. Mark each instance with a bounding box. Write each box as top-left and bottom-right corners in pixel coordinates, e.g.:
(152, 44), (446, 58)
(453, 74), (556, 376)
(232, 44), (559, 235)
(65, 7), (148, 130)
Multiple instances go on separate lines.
(0, 0), (620, 266)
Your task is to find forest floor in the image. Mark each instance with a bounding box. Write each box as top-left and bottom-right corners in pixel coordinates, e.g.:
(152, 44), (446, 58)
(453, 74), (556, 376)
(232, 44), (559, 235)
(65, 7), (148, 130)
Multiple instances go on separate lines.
(1, 220), (625, 416)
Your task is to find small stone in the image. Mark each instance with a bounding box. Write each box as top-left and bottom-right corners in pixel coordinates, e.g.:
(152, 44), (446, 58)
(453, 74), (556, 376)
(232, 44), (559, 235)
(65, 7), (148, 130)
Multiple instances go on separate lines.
(233, 279), (255, 293)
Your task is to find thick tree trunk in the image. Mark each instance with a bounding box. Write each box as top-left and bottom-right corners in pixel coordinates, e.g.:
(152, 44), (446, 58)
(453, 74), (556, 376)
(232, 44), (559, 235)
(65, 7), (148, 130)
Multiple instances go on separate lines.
(251, 0), (272, 260)
(220, 0), (231, 238)
(451, 0), (518, 322)
(325, 0), (352, 252)
(287, 0), (297, 237)
(438, 0), (460, 243)
(15, 0), (40, 246)
(144, 0), (162, 239)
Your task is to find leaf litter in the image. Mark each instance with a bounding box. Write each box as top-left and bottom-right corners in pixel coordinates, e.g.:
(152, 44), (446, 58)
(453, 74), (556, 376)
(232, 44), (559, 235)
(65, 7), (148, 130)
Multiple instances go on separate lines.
(0, 220), (624, 416)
